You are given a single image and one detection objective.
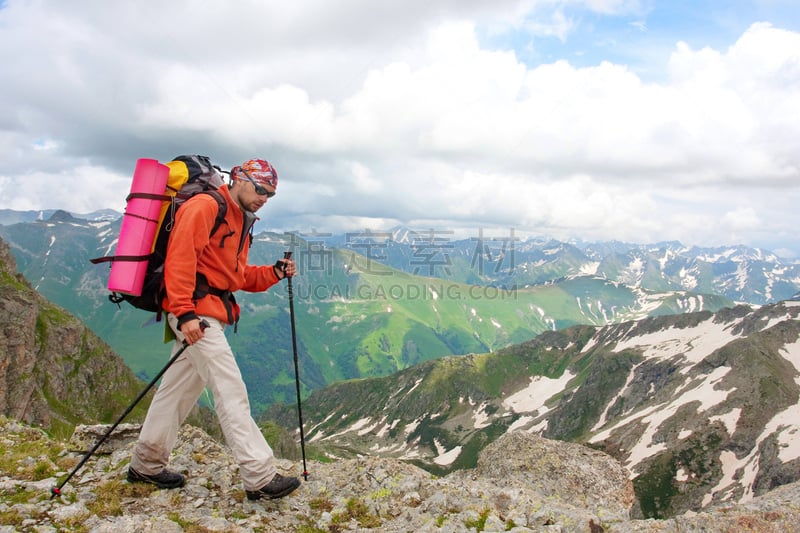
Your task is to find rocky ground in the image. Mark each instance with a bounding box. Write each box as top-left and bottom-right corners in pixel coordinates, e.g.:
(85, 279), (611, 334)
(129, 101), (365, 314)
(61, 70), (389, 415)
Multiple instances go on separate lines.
(1, 417), (799, 532)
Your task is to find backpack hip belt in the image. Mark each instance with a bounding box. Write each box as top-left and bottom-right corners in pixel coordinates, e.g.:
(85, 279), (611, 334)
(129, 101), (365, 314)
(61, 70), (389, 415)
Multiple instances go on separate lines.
(193, 273), (240, 331)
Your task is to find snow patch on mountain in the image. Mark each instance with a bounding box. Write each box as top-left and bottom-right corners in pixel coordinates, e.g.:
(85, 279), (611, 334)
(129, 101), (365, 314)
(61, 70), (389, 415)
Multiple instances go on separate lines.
(590, 364), (735, 473)
(503, 371), (576, 415)
(708, 338), (800, 504)
(580, 261), (600, 275)
(433, 439), (462, 466)
(708, 408), (741, 437)
(611, 316), (742, 368)
(473, 401), (492, 429)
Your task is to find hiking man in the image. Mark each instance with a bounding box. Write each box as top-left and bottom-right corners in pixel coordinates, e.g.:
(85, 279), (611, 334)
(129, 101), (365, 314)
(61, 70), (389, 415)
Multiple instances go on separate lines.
(127, 158), (301, 501)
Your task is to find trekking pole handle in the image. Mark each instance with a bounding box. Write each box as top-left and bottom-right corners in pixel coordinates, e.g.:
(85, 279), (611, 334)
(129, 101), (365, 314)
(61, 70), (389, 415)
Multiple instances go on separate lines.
(278, 251), (293, 279)
(273, 252), (292, 284)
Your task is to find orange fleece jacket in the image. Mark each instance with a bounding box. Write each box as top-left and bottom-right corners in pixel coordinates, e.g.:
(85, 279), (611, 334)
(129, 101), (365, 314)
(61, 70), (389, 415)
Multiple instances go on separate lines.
(163, 184), (281, 325)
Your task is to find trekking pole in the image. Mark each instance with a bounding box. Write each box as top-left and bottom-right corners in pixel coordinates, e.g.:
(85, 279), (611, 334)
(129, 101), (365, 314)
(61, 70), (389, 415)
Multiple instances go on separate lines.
(284, 251), (309, 480)
(51, 320), (209, 498)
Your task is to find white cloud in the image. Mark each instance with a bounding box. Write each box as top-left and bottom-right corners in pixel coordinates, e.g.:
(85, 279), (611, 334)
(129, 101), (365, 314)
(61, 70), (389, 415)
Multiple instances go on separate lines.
(722, 207), (761, 231)
(0, 1), (799, 256)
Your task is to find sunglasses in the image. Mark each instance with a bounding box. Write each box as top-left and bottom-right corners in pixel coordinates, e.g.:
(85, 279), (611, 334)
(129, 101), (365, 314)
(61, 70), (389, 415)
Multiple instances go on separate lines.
(240, 170), (276, 197)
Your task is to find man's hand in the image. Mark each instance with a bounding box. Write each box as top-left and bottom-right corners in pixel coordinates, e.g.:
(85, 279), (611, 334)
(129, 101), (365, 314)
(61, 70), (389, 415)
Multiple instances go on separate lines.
(274, 258), (297, 279)
(180, 318), (206, 345)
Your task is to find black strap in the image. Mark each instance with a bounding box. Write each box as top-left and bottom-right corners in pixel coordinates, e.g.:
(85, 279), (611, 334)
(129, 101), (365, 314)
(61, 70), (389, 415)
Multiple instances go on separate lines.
(90, 253), (150, 264)
(193, 274), (239, 332)
(126, 191), (171, 202)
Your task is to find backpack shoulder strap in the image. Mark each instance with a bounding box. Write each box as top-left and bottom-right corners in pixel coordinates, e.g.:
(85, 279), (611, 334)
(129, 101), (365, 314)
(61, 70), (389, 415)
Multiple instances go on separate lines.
(203, 189), (228, 238)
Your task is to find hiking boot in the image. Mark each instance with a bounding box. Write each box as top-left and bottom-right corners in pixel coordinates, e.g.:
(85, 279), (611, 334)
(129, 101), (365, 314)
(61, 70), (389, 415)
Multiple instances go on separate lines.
(245, 473), (301, 500)
(127, 467), (186, 489)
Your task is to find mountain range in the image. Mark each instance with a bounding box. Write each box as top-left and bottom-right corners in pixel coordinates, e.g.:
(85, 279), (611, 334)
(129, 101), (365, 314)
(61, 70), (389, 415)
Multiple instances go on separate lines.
(267, 300), (800, 519)
(335, 226), (800, 305)
(1, 209), (798, 410)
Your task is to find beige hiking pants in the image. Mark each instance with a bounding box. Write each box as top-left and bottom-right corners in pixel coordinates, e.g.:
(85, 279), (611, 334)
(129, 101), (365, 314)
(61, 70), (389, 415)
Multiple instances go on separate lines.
(130, 314), (276, 491)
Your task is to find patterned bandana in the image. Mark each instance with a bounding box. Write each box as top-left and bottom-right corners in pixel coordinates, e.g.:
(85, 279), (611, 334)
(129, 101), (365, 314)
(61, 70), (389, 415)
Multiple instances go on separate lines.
(234, 159), (278, 189)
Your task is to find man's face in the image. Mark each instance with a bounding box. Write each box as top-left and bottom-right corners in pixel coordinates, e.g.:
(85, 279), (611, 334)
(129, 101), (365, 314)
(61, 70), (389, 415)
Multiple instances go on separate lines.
(240, 173), (276, 213)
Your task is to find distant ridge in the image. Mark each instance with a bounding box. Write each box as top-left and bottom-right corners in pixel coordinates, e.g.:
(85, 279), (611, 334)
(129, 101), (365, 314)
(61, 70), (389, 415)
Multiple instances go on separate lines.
(0, 208), (120, 225)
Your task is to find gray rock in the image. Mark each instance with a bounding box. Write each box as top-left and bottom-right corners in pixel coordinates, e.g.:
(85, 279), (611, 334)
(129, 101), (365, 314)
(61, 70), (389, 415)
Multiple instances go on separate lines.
(67, 423), (141, 454)
(3, 418), (800, 532)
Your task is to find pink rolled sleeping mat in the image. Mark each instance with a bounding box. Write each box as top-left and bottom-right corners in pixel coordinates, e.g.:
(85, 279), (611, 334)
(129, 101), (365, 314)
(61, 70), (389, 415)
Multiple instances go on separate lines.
(107, 158), (169, 296)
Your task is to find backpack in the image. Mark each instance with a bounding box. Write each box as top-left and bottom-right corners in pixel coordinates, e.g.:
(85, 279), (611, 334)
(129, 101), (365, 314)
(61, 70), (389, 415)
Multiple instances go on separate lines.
(91, 155), (228, 317)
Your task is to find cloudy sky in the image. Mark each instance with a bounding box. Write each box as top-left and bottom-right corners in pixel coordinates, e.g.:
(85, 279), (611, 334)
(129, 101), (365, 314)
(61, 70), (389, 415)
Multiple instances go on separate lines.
(1, 1), (799, 257)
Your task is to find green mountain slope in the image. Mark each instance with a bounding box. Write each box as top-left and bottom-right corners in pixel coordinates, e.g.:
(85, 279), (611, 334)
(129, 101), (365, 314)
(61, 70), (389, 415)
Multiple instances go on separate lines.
(0, 217), (733, 411)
